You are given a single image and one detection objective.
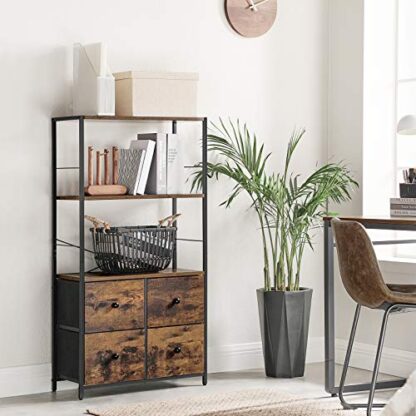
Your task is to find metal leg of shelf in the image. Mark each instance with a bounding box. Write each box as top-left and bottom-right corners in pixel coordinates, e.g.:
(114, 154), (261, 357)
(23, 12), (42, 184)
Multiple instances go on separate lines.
(172, 198), (178, 270)
(78, 385), (85, 400)
(172, 120), (178, 271)
(78, 117), (86, 398)
(202, 118), (208, 385)
(51, 118), (58, 392)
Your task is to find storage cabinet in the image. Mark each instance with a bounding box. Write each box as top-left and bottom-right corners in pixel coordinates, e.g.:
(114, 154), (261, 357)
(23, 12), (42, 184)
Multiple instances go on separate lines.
(56, 271), (205, 388)
(52, 116), (208, 399)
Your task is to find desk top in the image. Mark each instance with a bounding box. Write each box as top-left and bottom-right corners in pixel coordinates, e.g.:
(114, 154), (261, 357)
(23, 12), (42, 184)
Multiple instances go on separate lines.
(323, 215), (416, 227)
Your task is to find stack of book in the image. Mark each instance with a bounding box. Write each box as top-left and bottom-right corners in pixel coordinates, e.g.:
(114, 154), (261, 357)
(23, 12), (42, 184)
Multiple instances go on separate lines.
(118, 133), (183, 195)
(390, 198), (416, 217)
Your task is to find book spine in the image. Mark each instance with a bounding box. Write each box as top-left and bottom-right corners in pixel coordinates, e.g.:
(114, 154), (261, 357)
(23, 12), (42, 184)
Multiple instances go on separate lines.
(137, 133), (167, 194)
(390, 198), (416, 205)
(390, 209), (416, 216)
(158, 135), (167, 194)
(167, 134), (180, 194)
(390, 204), (416, 210)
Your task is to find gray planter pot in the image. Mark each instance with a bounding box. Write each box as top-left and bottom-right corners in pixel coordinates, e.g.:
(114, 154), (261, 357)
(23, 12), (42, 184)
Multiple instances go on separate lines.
(257, 287), (313, 378)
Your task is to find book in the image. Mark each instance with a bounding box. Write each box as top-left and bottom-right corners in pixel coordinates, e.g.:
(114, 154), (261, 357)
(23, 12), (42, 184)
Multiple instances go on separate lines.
(136, 133), (183, 194)
(166, 133), (183, 194)
(137, 133), (167, 194)
(129, 140), (156, 195)
(390, 209), (416, 217)
(390, 197), (416, 205)
(391, 204), (416, 210)
(117, 149), (146, 195)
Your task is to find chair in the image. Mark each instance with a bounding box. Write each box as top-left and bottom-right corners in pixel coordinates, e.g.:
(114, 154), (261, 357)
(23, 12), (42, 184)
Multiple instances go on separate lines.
(331, 218), (416, 416)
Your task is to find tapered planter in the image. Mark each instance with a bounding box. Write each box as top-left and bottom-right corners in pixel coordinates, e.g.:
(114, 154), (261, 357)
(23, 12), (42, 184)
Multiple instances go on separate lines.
(257, 288), (312, 378)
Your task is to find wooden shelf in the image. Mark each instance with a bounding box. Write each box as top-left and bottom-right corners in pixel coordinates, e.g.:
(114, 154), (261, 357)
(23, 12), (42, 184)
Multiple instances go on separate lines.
(58, 268), (204, 283)
(57, 193), (204, 201)
(53, 115), (205, 122)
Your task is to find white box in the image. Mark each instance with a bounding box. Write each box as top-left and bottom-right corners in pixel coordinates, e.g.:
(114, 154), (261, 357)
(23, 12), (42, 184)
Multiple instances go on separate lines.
(114, 71), (198, 117)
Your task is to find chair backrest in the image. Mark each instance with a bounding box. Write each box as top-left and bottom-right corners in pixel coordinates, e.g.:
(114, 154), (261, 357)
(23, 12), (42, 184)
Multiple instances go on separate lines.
(331, 218), (390, 309)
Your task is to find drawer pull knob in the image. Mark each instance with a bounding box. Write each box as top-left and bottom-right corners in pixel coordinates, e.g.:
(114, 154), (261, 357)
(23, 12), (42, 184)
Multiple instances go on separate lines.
(172, 297), (181, 305)
(111, 302), (120, 309)
(173, 346), (182, 354)
(112, 353), (120, 360)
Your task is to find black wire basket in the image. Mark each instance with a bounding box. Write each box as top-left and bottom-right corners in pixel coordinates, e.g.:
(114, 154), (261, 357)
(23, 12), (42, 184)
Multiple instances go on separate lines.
(90, 225), (176, 274)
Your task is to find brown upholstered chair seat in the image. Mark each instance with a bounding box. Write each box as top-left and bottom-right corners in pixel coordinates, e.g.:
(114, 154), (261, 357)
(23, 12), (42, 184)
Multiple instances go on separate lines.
(386, 284), (416, 304)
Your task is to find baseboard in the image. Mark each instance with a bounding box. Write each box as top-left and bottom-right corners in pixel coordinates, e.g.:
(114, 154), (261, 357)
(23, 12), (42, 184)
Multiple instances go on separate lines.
(335, 338), (416, 378)
(0, 337), (324, 398)
(0, 363), (74, 398)
(208, 336), (324, 374)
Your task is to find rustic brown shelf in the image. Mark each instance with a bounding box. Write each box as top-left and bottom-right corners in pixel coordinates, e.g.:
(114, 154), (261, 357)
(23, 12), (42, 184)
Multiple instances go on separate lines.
(57, 193), (204, 201)
(58, 268), (204, 283)
(53, 115), (205, 122)
(85, 115), (205, 122)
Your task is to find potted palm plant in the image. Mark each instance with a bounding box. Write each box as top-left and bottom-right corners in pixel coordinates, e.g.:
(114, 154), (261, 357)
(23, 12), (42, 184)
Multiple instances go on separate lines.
(191, 120), (357, 378)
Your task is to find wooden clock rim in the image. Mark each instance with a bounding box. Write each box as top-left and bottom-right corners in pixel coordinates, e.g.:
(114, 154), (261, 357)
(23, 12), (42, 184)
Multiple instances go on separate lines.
(224, 0), (277, 38)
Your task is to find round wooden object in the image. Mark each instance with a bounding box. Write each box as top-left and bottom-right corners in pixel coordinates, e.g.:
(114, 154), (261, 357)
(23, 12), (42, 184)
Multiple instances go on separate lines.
(225, 0), (277, 38)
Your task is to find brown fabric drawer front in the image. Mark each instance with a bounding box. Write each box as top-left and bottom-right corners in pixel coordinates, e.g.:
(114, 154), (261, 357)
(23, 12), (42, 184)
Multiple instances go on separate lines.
(85, 330), (145, 385)
(147, 275), (204, 327)
(147, 324), (204, 379)
(85, 280), (144, 332)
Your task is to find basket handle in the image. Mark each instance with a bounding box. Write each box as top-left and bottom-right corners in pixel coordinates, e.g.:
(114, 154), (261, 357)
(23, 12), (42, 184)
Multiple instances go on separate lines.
(158, 213), (181, 227)
(85, 215), (111, 232)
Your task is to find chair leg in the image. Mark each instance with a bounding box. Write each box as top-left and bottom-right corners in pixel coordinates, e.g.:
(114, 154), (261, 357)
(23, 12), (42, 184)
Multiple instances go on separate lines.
(366, 307), (392, 416)
(339, 304), (361, 410)
(338, 304), (394, 415)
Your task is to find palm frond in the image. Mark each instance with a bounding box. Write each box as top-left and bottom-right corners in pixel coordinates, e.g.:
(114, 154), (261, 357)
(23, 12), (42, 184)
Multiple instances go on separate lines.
(188, 119), (358, 292)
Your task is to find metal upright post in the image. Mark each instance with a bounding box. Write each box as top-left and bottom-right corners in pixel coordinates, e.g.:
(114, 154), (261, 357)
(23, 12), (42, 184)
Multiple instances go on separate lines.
(78, 117), (85, 400)
(324, 220), (336, 395)
(202, 118), (208, 386)
(51, 119), (57, 392)
(172, 120), (178, 270)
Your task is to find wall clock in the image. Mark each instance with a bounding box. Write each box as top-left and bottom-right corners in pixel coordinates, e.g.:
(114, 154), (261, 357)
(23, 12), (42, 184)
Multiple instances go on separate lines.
(225, 0), (277, 38)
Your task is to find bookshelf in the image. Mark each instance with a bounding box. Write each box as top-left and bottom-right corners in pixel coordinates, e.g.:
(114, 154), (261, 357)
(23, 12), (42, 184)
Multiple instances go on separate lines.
(51, 115), (208, 399)
(57, 193), (204, 201)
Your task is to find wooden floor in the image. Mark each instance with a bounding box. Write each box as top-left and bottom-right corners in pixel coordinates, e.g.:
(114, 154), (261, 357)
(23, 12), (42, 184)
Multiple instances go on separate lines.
(0, 363), (397, 416)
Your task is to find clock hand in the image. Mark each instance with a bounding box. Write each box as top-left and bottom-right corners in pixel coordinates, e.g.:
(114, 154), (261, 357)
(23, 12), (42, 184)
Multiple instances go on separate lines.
(249, 0), (271, 10)
(247, 0), (258, 12)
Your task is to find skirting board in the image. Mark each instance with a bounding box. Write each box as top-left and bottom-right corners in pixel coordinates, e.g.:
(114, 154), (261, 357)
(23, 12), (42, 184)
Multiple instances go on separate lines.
(0, 363), (74, 399)
(0, 337), (324, 399)
(335, 338), (416, 379)
(208, 336), (324, 374)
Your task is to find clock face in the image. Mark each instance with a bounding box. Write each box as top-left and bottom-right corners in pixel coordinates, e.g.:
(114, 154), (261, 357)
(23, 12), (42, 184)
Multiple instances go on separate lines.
(225, 0), (277, 38)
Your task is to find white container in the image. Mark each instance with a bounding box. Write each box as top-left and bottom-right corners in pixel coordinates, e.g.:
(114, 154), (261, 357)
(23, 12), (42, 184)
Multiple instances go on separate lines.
(73, 43), (115, 116)
(114, 71), (198, 117)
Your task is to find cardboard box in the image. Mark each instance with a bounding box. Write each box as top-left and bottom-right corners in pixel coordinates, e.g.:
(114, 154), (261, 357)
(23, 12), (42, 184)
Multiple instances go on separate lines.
(114, 71), (198, 117)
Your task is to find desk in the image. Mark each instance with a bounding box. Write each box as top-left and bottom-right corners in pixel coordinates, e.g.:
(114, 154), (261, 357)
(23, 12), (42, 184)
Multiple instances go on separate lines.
(323, 216), (416, 396)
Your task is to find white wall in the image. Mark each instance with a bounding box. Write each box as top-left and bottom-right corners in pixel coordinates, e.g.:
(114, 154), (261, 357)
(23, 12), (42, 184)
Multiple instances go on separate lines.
(329, 0), (416, 377)
(0, 0), (329, 393)
(327, 0), (364, 347)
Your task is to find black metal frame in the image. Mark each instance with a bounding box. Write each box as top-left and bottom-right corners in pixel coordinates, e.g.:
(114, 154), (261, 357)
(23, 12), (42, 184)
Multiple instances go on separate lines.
(51, 115), (208, 399)
(339, 303), (416, 416)
(324, 217), (416, 396)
